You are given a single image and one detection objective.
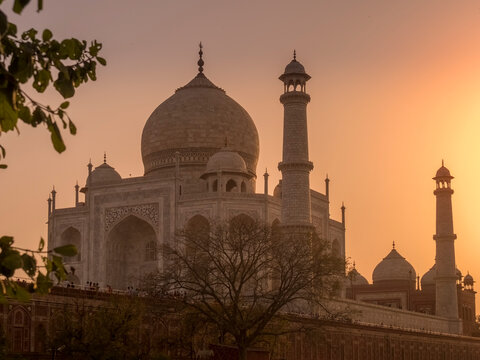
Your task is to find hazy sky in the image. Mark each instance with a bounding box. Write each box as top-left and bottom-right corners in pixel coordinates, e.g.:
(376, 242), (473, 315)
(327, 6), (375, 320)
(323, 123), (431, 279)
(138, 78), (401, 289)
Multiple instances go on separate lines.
(2, 1), (480, 291)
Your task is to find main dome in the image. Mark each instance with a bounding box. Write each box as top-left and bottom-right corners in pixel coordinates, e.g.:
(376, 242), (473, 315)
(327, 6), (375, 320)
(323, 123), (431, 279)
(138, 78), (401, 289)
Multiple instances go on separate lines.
(141, 72), (259, 177)
(372, 248), (416, 283)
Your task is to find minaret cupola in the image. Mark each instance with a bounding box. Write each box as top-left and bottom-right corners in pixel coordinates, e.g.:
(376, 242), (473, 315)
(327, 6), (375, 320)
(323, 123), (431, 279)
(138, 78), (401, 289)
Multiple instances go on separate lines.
(279, 50), (311, 94)
(434, 160), (454, 191)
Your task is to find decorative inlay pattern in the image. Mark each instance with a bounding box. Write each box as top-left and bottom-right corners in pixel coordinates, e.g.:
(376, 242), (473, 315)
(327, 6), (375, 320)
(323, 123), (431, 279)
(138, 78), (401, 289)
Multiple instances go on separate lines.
(105, 203), (159, 231)
(227, 209), (259, 220)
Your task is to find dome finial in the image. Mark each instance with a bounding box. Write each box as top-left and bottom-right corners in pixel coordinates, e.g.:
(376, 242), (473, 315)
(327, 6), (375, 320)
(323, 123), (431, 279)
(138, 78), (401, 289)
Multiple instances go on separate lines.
(293, 49), (296, 61)
(392, 240), (395, 249)
(197, 42), (204, 74)
(442, 159), (444, 167)
(104, 152), (107, 164)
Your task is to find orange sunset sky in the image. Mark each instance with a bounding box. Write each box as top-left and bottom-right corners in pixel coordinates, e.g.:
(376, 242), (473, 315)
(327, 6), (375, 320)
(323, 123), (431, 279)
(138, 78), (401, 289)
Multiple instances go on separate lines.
(1, 1), (480, 293)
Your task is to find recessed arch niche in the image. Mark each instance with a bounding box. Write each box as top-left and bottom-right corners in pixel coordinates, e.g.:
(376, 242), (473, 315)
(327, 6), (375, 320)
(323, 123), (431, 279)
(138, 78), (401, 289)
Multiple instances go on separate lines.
(185, 215), (210, 258)
(60, 226), (81, 262)
(106, 215), (158, 289)
(7, 306), (31, 353)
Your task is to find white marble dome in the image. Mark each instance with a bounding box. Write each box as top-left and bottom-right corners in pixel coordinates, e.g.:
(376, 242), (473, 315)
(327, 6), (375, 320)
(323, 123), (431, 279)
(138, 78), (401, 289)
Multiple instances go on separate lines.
(202, 148), (249, 177)
(141, 73), (259, 177)
(372, 248), (416, 283)
(88, 163), (121, 187)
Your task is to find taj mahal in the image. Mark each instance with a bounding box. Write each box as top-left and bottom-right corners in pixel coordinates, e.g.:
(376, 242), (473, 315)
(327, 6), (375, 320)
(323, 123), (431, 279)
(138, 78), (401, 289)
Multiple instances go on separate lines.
(45, 46), (476, 336)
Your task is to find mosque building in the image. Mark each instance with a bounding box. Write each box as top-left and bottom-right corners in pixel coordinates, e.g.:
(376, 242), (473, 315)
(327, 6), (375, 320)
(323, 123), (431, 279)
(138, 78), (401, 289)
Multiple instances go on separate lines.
(45, 46), (475, 336)
(346, 163), (477, 335)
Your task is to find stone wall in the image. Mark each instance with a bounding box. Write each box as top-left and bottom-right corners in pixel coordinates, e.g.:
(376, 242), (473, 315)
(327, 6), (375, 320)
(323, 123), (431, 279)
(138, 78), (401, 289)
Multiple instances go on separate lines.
(321, 297), (463, 335)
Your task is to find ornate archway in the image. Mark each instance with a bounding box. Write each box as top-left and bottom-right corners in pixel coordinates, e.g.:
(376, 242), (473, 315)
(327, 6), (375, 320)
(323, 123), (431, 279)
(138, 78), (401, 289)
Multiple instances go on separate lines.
(106, 215), (158, 289)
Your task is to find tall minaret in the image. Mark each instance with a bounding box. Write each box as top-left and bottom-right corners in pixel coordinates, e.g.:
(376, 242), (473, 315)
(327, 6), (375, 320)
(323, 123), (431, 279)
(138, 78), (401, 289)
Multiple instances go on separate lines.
(278, 51), (314, 228)
(433, 161), (458, 319)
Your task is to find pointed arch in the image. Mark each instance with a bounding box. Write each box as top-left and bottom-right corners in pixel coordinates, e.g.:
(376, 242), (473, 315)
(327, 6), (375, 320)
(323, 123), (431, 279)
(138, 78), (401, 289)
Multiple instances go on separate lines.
(106, 215), (158, 289)
(60, 226), (81, 262)
(185, 215), (210, 259)
(226, 179), (237, 192)
(230, 214), (256, 231)
(7, 306), (31, 353)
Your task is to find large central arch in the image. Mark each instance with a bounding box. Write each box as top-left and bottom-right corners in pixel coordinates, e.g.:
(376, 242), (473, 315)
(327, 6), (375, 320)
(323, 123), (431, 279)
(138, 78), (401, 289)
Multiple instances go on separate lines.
(106, 215), (158, 289)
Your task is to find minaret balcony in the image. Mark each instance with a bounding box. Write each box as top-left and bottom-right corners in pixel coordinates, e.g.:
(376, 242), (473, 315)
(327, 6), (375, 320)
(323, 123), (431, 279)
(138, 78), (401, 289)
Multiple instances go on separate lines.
(280, 91), (311, 104)
(433, 234), (457, 241)
(278, 161), (314, 172)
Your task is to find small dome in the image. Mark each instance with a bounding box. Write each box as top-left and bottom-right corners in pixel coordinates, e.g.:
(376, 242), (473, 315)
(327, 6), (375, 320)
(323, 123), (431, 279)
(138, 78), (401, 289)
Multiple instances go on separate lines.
(421, 264), (463, 288)
(346, 268), (369, 287)
(273, 180), (282, 198)
(464, 272), (474, 286)
(88, 163), (121, 186)
(434, 161), (453, 179)
(372, 248), (416, 283)
(284, 59), (306, 75)
(456, 268), (462, 279)
(421, 265), (436, 288)
(201, 148), (250, 178)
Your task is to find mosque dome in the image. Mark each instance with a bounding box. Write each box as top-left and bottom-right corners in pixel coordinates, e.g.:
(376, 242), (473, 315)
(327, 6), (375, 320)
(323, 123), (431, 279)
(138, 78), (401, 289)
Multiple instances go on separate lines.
(420, 264), (463, 288)
(421, 265), (436, 288)
(346, 268), (369, 287)
(201, 148), (250, 178)
(88, 163), (122, 187)
(372, 247), (416, 283)
(141, 64), (259, 177)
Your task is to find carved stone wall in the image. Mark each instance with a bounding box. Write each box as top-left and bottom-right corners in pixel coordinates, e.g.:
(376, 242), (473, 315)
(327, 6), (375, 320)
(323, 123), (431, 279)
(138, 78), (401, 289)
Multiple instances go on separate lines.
(104, 203), (159, 232)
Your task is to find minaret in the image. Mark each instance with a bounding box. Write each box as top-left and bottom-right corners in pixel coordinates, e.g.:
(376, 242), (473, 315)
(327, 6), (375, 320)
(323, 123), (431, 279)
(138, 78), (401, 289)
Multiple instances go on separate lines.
(263, 169), (269, 196)
(74, 181), (79, 206)
(433, 161), (458, 319)
(325, 174), (330, 200)
(278, 51), (314, 228)
(51, 186), (56, 213)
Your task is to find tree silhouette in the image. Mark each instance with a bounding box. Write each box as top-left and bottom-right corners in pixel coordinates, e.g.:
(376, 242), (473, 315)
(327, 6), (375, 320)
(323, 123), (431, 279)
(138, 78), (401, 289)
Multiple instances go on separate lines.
(148, 217), (344, 360)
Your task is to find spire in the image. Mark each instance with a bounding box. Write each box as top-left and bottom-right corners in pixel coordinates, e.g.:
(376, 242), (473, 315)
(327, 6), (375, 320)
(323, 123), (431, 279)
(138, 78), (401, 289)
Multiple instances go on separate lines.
(325, 174), (330, 200)
(47, 195), (52, 218)
(341, 202), (346, 226)
(263, 168), (269, 196)
(88, 159), (93, 176)
(51, 186), (56, 212)
(75, 181), (79, 206)
(197, 42), (204, 74)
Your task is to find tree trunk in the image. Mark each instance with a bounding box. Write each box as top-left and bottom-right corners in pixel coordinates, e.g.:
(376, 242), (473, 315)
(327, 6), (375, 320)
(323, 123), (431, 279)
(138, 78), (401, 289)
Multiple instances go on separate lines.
(239, 346), (247, 360)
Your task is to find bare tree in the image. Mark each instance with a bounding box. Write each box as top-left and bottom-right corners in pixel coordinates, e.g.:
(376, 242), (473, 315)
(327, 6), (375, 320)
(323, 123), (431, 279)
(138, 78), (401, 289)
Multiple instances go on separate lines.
(148, 215), (344, 360)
